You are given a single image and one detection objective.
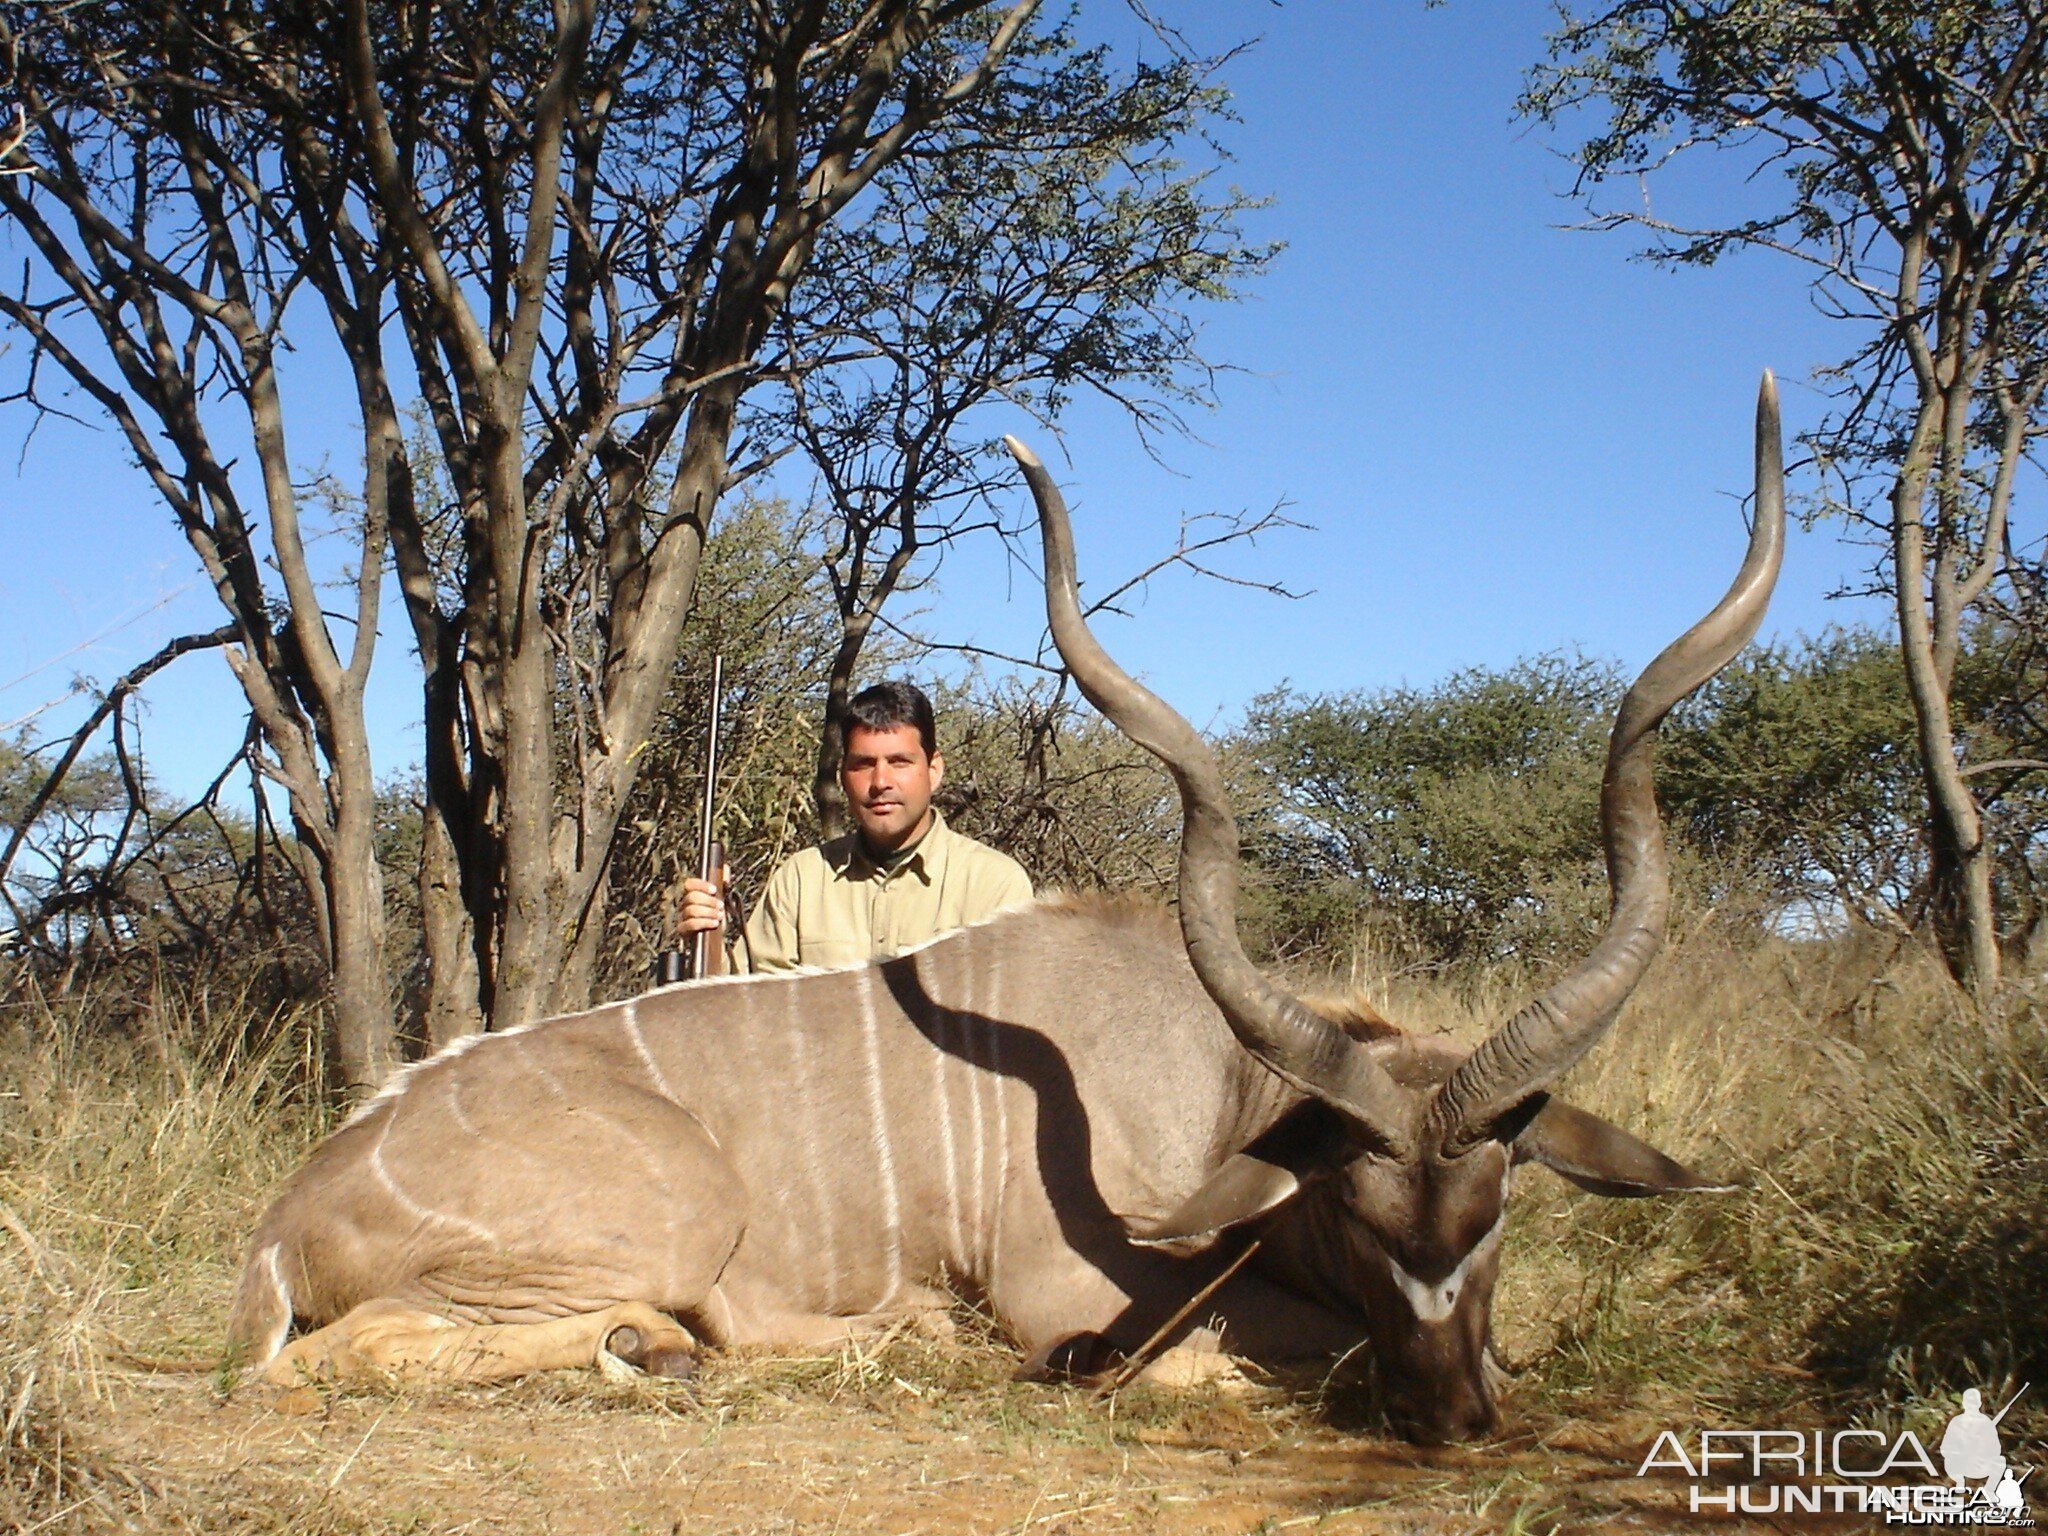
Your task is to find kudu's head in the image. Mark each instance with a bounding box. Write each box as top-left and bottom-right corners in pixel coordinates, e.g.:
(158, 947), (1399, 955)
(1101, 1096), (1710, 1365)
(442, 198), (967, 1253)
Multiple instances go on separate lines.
(1006, 376), (1785, 1444)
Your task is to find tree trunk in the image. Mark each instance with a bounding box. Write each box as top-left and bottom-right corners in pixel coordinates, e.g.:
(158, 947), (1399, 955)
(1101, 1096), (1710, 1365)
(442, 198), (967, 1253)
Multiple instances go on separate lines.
(418, 796), (482, 1050)
(553, 857), (609, 1014)
(813, 629), (865, 840)
(488, 451), (560, 1030)
(527, 388), (728, 1013)
(1893, 433), (2002, 1009)
(1921, 781), (2001, 1001)
(323, 742), (397, 1091)
(326, 823), (396, 1093)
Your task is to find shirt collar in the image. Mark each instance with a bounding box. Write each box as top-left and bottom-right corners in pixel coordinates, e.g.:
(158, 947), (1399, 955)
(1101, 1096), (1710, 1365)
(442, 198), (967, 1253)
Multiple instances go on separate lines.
(842, 810), (948, 884)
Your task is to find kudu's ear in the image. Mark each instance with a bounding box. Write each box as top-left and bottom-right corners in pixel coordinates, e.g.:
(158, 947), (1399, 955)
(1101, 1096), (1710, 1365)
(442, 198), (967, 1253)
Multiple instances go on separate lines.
(1513, 1100), (1740, 1198)
(1123, 1103), (1347, 1251)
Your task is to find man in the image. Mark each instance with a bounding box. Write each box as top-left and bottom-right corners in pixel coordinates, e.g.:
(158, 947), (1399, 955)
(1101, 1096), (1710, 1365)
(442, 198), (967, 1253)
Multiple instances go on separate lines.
(678, 680), (1033, 972)
(1940, 1389), (2005, 1492)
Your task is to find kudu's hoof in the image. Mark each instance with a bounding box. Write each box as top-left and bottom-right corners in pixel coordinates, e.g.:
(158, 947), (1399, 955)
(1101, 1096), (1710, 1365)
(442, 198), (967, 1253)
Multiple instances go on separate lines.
(1017, 1331), (1121, 1383)
(603, 1324), (698, 1381)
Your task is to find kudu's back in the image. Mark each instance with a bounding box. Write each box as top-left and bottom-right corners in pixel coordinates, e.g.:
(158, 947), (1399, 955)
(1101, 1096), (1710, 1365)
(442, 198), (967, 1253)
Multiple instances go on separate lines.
(230, 898), (1266, 1356)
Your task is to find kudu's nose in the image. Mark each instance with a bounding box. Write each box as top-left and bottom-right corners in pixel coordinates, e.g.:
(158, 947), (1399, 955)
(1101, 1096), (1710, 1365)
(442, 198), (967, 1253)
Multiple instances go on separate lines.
(1389, 1384), (1499, 1446)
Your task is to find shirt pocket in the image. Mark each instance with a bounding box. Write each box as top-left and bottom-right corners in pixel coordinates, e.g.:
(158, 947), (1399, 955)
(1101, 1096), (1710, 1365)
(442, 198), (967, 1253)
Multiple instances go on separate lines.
(799, 937), (868, 969)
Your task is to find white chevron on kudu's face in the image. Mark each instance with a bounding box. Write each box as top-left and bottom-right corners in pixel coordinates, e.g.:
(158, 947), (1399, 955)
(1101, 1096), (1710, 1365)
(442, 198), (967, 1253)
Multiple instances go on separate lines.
(1387, 1206), (1505, 1324)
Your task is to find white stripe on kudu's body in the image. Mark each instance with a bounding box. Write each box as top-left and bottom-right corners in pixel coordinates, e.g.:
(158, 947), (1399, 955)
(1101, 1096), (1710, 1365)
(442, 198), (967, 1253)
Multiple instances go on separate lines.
(856, 967), (904, 1309)
(983, 944), (1010, 1293)
(783, 983), (840, 1313)
(930, 986), (968, 1267)
(369, 1106), (498, 1248)
(961, 962), (992, 1271)
(621, 999), (676, 1103)
(255, 1243), (289, 1362)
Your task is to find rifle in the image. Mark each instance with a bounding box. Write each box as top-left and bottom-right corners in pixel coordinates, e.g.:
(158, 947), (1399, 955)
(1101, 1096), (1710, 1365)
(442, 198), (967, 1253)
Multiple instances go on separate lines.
(1992, 1383), (2030, 1426)
(653, 653), (725, 985)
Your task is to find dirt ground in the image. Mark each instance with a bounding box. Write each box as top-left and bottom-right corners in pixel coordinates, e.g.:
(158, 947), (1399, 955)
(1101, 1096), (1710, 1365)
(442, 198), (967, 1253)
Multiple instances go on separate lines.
(15, 942), (2039, 1534)
(79, 1342), (1881, 1536)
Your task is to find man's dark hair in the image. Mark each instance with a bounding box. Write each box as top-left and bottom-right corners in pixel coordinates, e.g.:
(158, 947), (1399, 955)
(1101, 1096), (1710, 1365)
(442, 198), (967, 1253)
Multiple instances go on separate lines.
(842, 680), (938, 758)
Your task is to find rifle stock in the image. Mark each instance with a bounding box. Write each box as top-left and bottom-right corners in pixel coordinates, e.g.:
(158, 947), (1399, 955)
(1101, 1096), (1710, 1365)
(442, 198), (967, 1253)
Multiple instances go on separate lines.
(691, 838), (724, 979)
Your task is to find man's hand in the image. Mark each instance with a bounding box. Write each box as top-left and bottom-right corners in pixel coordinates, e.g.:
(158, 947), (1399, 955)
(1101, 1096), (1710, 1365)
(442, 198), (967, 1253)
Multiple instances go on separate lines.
(677, 869), (727, 941)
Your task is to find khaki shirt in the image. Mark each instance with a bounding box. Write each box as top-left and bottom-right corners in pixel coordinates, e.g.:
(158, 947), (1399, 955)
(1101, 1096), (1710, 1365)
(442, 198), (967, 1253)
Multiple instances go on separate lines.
(740, 813), (1033, 973)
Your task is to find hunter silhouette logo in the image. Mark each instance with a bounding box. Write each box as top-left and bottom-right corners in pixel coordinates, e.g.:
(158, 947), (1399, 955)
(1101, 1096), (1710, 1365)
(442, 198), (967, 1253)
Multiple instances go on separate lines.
(1942, 1388), (2032, 1515)
(1637, 1382), (2035, 1524)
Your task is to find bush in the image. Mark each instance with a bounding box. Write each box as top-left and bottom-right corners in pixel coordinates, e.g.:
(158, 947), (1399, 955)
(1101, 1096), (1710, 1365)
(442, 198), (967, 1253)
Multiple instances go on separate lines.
(1240, 654), (1620, 970)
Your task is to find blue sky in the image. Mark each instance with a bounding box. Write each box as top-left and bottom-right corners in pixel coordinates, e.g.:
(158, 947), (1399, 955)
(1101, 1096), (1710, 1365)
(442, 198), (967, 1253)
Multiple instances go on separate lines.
(0, 1), (1903, 801)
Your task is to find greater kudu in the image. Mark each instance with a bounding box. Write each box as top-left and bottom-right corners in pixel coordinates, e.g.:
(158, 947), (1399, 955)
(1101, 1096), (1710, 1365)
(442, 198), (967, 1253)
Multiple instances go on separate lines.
(229, 379), (1783, 1442)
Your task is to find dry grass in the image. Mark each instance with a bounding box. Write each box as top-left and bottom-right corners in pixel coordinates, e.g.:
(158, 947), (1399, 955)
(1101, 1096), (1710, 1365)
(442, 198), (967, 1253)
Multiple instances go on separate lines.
(1, 922), (2042, 1532)
(1331, 912), (2048, 1450)
(0, 978), (347, 1532)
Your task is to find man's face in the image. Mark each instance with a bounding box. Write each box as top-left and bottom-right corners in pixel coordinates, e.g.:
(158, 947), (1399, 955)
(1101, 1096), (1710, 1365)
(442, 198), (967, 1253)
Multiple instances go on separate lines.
(841, 722), (944, 853)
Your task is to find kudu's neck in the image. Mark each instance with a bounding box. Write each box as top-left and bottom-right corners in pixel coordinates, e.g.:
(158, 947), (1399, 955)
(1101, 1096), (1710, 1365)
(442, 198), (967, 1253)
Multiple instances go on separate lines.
(1217, 1048), (1317, 1157)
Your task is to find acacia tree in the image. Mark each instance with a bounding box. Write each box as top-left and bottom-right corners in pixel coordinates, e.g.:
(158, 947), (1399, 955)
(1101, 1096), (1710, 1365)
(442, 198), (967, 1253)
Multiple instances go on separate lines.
(1661, 629), (1926, 930)
(1960, 590), (2048, 967)
(1243, 656), (1622, 968)
(769, 44), (1268, 835)
(1524, 0), (2048, 1005)
(0, 0), (1210, 1087)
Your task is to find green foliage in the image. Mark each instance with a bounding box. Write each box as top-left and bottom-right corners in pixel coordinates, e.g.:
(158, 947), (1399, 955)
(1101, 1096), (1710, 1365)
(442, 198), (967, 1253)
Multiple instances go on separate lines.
(1661, 619), (2046, 949)
(1661, 628), (1922, 925)
(0, 730), (128, 931)
(1236, 628), (2048, 973)
(1242, 655), (1621, 968)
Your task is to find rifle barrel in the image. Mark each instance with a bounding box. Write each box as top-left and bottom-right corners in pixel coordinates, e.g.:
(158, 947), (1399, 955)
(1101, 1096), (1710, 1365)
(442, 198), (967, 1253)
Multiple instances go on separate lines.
(1992, 1382), (2030, 1426)
(690, 655), (725, 978)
